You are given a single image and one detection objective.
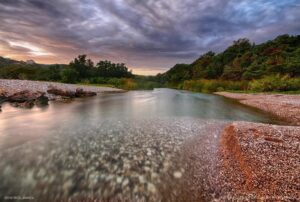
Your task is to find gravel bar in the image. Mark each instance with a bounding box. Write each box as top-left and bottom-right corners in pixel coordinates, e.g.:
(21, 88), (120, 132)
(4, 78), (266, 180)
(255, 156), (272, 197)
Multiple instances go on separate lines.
(0, 79), (124, 97)
(215, 92), (300, 126)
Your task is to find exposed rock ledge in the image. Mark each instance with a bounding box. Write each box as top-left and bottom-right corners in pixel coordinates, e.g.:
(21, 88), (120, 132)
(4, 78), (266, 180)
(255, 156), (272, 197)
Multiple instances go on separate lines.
(215, 92), (300, 126)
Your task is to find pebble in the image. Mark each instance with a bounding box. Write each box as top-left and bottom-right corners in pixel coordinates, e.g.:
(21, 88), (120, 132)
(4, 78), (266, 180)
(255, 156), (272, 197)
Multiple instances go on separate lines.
(116, 176), (123, 184)
(147, 183), (157, 193)
(173, 171), (182, 179)
(122, 178), (129, 187)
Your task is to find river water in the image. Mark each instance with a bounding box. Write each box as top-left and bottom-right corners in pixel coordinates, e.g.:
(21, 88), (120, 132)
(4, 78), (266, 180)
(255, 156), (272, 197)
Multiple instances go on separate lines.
(0, 89), (277, 201)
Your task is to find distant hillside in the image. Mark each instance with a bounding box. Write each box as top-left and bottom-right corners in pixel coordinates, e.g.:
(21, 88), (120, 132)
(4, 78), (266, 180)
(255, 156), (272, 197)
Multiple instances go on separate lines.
(0, 56), (26, 67)
(0, 57), (65, 68)
(159, 34), (300, 84)
(0, 56), (67, 81)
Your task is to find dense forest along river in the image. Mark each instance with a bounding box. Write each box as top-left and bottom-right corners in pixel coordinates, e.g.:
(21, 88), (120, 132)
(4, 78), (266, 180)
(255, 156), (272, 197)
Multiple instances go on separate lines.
(0, 89), (277, 200)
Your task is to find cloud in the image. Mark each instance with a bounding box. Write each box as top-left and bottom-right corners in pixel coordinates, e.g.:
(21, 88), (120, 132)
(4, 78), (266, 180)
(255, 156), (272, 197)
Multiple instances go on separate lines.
(0, 0), (299, 74)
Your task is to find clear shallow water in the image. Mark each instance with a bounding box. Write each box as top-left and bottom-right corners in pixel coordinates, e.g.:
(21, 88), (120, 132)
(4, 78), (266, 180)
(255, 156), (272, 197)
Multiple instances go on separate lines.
(1, 88), (275, 145)
(0, 89), (277, 200)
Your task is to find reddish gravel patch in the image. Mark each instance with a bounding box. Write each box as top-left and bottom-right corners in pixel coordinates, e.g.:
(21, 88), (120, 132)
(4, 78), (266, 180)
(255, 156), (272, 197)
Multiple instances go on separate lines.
(218, 122), (300, 201)
(215, 92), (300, 126)
(179, 121), (299, 201)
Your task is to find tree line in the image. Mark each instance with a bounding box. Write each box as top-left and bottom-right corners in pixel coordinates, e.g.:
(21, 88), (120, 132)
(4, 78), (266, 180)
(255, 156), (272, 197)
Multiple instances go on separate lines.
(62, 55), (133, 83)
(0, 34), (299, 92)
(155, 34), (300, 92)
(0, 55), (133, 83)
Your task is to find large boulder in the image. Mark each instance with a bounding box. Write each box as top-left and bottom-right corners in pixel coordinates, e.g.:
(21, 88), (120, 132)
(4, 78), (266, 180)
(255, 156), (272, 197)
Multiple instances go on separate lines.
(8, 90), (34, 102)
(47, 87), (76, 98)
(8, 90), (45, 102)
(7, 90), (48, 108)
(47, 86), (96, 98)
(35, 92), (49, 107)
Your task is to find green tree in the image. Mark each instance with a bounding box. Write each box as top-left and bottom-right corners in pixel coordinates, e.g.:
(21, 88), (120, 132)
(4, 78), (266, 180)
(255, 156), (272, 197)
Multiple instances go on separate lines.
(47, 65), (62, 81)
(61, 68), (79, 83)
(69, 55), (92, 78)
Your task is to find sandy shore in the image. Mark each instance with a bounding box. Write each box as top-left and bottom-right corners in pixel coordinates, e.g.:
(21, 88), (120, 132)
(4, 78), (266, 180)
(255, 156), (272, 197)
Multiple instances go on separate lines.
(0, 79), (123, 97)
(215, 92), (300, 126)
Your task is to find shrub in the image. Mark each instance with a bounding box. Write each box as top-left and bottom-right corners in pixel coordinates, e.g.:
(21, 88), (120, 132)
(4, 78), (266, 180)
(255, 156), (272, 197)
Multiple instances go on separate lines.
(249, 75), (300, 92)
(61, 68), (79, 84)
(182, 79), (248, 93)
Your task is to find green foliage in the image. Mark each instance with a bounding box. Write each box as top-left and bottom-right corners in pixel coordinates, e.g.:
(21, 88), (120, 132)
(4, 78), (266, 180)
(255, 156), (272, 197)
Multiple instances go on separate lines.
(69, 55), (93, 78)
(163, 64), (191, 84)
(248, 75), (300, 92)
(159, 34), (300, 92)
(67, 55), (133, 81)
(84, 76), (163, 90)
(61, 68), (79, 83)
(160, 34), (300, 84)
(182, 80), (248, 93)
(47, 65), (62, 81)
(96, 60), (132, 78)
(0, 34), (299, 92)
(0, 54), (138, 88)
(0, 64), (63, 81)
(181, 75), (300, 93)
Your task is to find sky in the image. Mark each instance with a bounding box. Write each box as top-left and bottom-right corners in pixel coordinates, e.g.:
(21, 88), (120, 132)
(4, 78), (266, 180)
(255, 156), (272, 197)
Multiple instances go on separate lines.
(0, 0), (300, 75)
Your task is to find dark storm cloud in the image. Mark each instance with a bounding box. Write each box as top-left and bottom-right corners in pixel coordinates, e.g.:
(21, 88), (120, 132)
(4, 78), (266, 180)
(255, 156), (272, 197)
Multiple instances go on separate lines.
(0, 0), (299, 73)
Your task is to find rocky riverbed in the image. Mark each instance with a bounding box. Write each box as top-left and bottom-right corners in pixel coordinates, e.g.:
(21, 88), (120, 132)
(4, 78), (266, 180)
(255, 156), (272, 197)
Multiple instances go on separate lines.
(0, 118), (227, 202)
(1, 116), (298, 201)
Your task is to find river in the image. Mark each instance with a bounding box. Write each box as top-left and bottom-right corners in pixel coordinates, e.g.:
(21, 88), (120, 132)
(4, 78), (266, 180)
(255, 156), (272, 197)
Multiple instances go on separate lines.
(0, 89), (277, 201)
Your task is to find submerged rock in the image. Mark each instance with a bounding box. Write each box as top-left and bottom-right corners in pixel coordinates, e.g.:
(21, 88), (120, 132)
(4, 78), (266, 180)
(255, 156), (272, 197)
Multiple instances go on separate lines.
(6, 90), (49, 108)
(75, 88), (97, 97)
(47, 86), (76, 98)
(35, 93), (49, 107)
(11, 100), (34, 109)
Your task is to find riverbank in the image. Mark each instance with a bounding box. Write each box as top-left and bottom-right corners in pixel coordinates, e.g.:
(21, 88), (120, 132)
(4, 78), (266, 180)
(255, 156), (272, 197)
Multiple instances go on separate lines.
(0, 79), (123, 96)
(0, 79), (124, 109)
(206, 92), (300, 201)
(215, 92), (300, 126)
(180, 121), (300, 201)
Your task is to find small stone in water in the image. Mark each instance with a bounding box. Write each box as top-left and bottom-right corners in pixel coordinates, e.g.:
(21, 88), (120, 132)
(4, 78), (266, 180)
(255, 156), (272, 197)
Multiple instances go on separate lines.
(173, 171), (182, 179)
(138, 175), (146, 183)
(116, 176), (123, 184)
(122, 178), (129, 187)
(147, 183), (157, 193)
